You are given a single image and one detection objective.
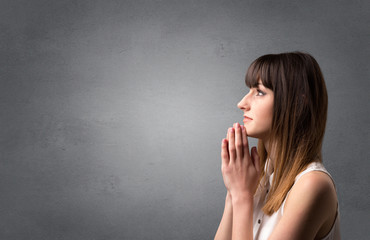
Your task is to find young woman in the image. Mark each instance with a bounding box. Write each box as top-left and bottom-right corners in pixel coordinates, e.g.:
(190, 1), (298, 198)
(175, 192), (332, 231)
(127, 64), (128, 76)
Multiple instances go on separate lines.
(214, 52), (340, 240)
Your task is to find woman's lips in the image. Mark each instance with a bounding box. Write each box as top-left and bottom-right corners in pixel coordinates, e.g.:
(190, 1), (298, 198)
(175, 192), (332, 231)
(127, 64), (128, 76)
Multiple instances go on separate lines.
(243, 116), (253, 123)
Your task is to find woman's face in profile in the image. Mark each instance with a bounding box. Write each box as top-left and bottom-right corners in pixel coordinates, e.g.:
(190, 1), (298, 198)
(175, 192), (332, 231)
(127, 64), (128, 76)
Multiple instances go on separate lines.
(237, 81), (274, 141)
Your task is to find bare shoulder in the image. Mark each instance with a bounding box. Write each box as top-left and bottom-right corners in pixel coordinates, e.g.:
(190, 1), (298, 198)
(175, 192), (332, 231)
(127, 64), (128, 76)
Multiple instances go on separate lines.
(286, 170), (338, 216)
(291, 171), (337, 199)
(270, 171), (338, 239)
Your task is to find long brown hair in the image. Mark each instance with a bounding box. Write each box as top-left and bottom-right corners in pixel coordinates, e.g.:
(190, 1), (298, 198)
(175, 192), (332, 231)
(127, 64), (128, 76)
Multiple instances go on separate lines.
(245, 52), (328, 215)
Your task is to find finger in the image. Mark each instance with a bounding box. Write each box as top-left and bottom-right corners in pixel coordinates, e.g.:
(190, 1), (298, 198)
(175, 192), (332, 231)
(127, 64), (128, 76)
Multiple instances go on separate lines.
(251, 147), (261, 173)
(221, 138), (229, 166)
(234, 123), (243, 159)
(228, 127), (236, 162)
(241, 125), (249, 159)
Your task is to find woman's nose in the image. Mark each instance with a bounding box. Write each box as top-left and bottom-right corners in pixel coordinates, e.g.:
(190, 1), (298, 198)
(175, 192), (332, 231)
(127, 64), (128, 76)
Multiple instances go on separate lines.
(237, 94), (250, 110)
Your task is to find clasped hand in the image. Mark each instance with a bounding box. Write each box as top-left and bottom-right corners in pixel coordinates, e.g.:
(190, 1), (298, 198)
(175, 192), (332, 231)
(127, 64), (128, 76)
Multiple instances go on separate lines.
(221, 123), (261, 200)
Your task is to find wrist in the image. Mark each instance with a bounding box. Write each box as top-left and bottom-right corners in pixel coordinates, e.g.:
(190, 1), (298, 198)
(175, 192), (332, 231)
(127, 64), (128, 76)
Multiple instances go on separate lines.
(225, 191), (233, 207)
(231, 192), (254, 206)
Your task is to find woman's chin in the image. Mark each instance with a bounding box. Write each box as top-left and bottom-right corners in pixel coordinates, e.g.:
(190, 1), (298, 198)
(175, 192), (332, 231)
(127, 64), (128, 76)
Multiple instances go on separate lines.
(245, 131), (264, 140)
(245, 130), (257, 138)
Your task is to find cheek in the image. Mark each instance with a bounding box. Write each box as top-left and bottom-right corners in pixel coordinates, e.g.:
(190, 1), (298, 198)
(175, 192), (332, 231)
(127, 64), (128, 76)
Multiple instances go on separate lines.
(259, 102), (274, 125)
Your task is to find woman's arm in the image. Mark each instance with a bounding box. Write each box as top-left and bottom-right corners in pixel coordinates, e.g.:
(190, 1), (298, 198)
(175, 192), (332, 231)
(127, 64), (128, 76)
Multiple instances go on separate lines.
(231, 193), (254, 240)
(214, 192), (233, 240)
(219, 123), (260, 240)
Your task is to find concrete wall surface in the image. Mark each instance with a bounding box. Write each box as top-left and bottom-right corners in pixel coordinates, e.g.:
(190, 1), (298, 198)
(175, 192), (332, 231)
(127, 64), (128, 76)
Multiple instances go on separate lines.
(1, 0), (369, 239)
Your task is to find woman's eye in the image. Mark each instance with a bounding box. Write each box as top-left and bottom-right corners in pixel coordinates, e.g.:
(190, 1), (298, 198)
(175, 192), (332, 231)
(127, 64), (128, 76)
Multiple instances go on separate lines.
(256, 89), (266, 96)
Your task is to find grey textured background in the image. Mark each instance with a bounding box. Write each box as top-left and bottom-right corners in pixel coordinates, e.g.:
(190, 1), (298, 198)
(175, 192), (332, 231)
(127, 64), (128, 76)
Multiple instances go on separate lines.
(1, 0), (369, 239)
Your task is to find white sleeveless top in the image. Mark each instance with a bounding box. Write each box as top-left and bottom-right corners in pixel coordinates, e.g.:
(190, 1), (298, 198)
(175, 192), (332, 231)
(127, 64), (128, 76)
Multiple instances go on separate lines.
(252, 161), (341, 240)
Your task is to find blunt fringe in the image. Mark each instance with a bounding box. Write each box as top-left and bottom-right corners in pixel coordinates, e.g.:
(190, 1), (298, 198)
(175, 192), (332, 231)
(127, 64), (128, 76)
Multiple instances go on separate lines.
(245, 52), (328, 215)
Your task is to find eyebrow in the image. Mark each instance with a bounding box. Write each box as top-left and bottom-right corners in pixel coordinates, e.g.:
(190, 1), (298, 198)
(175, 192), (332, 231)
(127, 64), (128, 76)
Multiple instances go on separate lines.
(257, 82), (267, 89)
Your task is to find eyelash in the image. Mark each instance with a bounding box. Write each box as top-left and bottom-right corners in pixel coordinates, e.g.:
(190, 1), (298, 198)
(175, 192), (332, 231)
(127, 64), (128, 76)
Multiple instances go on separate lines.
(256, 89), (266, 96)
